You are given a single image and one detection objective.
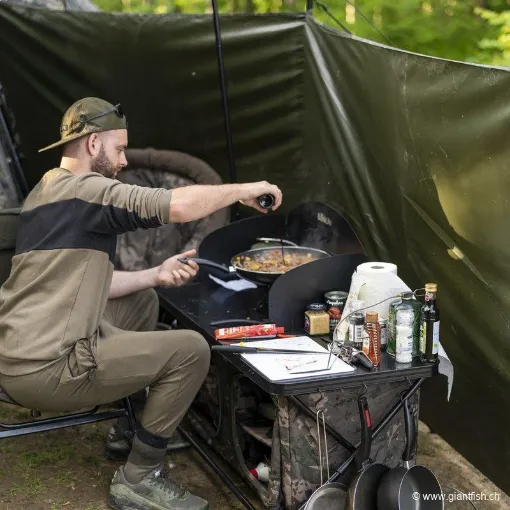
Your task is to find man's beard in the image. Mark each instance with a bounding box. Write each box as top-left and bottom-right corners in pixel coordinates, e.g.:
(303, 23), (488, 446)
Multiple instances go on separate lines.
(91, 146), (117, 179)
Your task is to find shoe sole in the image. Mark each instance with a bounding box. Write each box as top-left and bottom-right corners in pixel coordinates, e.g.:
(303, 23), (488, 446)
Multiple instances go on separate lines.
(108, 493), (148, 510)
(109, 490), (209, 510)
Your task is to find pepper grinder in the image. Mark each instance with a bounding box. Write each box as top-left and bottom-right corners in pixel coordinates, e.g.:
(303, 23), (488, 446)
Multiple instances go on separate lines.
(257, 194), (275, 210)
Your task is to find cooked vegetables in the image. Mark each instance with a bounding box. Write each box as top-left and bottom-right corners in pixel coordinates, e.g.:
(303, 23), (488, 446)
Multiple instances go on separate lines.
(233, 249), (317, 274)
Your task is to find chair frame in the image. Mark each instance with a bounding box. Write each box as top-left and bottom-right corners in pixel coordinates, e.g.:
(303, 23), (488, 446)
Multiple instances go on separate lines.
(0, 389), (136, 439)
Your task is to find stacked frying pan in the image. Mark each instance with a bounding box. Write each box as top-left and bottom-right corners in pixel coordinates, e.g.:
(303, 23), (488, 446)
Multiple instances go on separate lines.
(305, 395), (443, 510)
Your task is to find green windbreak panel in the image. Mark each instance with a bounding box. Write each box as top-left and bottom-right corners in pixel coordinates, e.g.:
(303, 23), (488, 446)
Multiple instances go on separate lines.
(303, 17), (509, 492)
(0, 3), (509, 494)
(0, 5), (306, 190)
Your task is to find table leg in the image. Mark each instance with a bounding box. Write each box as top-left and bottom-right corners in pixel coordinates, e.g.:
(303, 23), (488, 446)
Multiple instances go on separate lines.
(177, 425), (258, 510)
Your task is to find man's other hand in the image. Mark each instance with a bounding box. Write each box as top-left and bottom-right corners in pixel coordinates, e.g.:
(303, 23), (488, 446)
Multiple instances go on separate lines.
(156, 249), (199, 287)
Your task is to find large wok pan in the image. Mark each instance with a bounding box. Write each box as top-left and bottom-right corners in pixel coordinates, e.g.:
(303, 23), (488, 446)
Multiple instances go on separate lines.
(179, 245), (330, 285)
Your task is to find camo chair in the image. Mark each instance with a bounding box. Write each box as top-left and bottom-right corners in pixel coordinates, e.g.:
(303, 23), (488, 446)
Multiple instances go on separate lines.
(0, 208), (135, 439)
(115, 148), (228, 271)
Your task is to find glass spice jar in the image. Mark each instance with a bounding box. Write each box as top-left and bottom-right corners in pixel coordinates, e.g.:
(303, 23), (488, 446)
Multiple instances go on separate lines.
(304, 303), (330, 336)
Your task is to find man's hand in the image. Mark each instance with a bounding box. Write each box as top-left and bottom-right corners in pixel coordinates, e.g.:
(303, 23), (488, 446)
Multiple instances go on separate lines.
(156, 249), (199, 288)
(239, 181), (283, 213)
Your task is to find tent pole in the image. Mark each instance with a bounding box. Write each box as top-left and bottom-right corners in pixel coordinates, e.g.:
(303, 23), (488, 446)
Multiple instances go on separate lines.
(211, 0), (240, 222)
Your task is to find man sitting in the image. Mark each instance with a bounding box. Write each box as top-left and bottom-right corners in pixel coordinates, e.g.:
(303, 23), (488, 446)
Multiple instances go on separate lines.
(0, 97), (282, 510)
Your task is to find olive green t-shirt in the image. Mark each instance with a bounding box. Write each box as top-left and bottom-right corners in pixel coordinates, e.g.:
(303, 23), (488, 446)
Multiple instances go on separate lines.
(0, 168), (172, 376)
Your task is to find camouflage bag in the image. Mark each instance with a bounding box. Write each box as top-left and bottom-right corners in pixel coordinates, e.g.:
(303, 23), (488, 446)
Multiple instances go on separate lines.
(188, 357), (418, 510)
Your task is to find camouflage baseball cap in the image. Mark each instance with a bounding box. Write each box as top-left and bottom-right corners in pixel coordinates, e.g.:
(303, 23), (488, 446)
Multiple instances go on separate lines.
(39, 97), (128, 152)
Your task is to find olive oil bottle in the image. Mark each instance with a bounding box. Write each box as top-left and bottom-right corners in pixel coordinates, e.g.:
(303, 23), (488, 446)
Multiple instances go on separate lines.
(419, 283), (440, 362)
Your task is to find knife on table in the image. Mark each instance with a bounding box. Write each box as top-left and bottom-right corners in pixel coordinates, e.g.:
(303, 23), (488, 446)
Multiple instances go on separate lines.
(211, 345), (328, 355)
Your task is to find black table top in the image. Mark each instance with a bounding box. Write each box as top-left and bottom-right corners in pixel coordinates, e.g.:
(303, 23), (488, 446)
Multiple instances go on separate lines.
(157, 281), (438, 395)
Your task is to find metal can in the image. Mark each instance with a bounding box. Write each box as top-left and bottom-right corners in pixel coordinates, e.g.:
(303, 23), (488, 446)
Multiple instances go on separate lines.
(324, 291), (348, 337)
(379, 318), (388, 350)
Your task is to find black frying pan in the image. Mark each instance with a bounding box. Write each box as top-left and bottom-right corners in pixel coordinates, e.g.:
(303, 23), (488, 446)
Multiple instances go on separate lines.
(377, 398), (443, 510)
(346, 396), (390, 510)
(179, 245), (330, 286)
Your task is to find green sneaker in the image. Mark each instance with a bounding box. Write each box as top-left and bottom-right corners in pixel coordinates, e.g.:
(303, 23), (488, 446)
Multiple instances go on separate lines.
(108, 465), (209, 510)
(105, 426), (191, 461)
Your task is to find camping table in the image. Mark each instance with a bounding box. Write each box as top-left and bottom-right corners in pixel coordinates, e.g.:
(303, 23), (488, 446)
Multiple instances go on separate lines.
(157, 281), (438, 509)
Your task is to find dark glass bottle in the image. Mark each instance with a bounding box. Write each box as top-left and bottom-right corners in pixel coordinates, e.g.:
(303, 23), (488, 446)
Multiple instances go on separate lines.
(419, 283), (440, 362)
(348, 299), (365, 350)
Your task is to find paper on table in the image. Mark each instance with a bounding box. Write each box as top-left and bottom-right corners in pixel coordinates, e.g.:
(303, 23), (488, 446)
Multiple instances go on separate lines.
(233, 336), (355, 381)
(209, 273), (257, 291)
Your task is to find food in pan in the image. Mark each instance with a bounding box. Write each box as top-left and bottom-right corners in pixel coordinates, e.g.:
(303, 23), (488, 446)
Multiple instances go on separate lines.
(233, 249), (317, 273)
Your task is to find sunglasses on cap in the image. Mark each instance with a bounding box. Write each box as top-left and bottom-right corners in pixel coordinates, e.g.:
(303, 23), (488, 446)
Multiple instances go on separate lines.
(70, 103), (127, 134)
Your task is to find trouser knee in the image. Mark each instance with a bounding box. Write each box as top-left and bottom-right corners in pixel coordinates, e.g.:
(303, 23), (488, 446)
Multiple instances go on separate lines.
(181, 330), (211, 379)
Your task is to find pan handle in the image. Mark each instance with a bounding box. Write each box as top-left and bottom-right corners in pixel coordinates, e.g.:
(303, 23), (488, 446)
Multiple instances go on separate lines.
(178, 257), (234, 273)
(256, 237), (298, 246)
(210, 319), (262, 327)
(402, 398), (417, 465)
(355, 396), (372, 472)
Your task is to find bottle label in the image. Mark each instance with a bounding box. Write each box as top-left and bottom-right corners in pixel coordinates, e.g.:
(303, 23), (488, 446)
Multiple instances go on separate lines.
(433, 321), (440, 354)
(396, 325), (413, 362)
(349, 324), (364, 346)
(420, 321), (426, 354)
(362, 330), (370, 354)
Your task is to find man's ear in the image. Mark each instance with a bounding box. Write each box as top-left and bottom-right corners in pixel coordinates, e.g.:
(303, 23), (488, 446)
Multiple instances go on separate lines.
(86, 133), (101, 157)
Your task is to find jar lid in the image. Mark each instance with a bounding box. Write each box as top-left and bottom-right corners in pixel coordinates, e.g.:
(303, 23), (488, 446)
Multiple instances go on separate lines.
(425, 283), (437, 292)
(324, 291), (349, 299)
(307, 303), (327, 311)
(366, 311), (379, 322)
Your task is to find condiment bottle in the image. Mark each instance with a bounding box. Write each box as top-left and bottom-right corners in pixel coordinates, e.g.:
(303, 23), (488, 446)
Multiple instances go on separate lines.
(379, 318), (388, 351)
(394, 292), (421, 357)
(420, 283), (440, 362)
(396, 309), (414, 364)
(364, 312), (381, 366)
(348, 299), (365, 350)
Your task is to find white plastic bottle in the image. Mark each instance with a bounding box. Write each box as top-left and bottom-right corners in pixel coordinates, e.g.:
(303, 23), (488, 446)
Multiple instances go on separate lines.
(396, 309), (414, 363)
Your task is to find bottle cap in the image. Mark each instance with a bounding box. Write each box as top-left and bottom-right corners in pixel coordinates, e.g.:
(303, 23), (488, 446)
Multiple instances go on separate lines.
(366, 311), (378, 322)
(401, 291), (414, 300)
(425, 283), (437, 292)
(307, 303), (327, 311)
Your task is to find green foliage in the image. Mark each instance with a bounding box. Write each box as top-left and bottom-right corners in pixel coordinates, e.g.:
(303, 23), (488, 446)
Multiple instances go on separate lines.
(476, 7), (510, 66)
(93, 0), (510, 66)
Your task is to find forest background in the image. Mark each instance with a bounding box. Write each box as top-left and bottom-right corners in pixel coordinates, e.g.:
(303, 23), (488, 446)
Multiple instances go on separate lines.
(93, 0), (510, 67)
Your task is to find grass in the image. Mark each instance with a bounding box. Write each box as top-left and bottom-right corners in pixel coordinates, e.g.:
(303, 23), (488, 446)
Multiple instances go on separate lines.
(0, 401), (252, 510)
